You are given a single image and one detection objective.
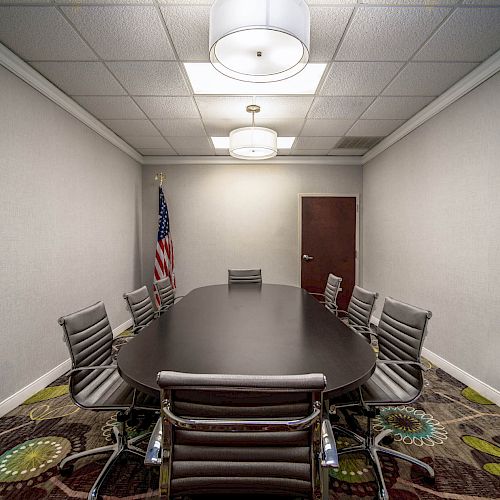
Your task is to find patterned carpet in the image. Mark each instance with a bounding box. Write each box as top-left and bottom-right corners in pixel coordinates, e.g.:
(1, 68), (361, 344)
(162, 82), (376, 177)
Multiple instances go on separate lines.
(0, 340), (499, 499)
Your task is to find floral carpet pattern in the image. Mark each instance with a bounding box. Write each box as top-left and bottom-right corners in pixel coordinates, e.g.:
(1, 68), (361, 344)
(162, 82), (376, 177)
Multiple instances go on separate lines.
(0, 349), (499, 499)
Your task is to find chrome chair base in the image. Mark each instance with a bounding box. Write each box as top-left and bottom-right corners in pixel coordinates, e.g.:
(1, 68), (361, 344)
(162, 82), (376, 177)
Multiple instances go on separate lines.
(333, 423), (434, 500)
(59, 420), (149, 500)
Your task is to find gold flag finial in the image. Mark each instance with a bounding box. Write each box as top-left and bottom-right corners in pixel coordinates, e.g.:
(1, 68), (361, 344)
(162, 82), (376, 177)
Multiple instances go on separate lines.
(155, 172), (165, 187)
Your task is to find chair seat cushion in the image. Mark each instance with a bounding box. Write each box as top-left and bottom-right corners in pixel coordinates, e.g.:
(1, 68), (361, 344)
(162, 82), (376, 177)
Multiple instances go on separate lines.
(361, 363), (420, 404)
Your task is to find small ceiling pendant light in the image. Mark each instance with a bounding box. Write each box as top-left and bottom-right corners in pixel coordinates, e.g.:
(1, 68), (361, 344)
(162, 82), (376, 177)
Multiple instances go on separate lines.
(209, 0), (310, 83)
(229, 105), (278, 160)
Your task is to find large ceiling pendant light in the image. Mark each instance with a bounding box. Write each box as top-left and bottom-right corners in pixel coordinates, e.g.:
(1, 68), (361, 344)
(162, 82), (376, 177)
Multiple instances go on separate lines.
(229, 105), (278, 160)
(209, 0), (310, 83)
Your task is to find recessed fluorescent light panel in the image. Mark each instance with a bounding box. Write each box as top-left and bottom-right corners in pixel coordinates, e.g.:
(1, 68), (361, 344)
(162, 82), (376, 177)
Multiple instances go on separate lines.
(185, 63), (326, 95)
(212, 137), (296, 149)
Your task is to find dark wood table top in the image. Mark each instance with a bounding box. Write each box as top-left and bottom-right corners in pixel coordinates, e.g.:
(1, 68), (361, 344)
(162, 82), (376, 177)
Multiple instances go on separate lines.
(117, 284), (376, 398)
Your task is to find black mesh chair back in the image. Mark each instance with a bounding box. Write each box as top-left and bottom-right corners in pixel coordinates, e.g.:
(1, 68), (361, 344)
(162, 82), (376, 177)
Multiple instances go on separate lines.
(228, 268), (262, 284)
(157, 371), (329, 498)
(324, 273), (342, 313)
(123, 285), (156, 333)
(154, 277), (175, 312)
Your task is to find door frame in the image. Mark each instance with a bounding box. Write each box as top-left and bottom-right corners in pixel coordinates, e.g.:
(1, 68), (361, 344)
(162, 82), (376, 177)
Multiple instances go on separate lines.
(297, 193), (360, 287)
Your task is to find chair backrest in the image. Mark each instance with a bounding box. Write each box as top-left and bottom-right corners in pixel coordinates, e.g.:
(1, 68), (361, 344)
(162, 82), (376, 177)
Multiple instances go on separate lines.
(123, 285), (156, 330)
(377, 297), (432, 391)
(324, 273), (342, 312)
(347, 285), (378, 329)
(228, 268), (262, 284)
(157, 371), (326, 498)
(58, 301), (113, 402)
(154, 277), (175, 310)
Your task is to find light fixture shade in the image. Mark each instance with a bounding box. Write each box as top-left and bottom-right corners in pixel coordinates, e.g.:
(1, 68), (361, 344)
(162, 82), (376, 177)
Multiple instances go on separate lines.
(209, 0), (310, 83)
(229, 127), (278, 160)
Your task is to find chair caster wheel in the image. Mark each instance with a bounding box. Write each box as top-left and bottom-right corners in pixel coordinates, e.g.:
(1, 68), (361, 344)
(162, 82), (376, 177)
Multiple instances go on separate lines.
(423, 474), (436, 485)
(59, 464), (74, 477)
(381, 435), (394, 445)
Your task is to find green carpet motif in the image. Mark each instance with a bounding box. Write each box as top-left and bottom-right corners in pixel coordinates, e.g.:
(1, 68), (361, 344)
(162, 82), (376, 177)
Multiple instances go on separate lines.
(0, 354), (499, 499)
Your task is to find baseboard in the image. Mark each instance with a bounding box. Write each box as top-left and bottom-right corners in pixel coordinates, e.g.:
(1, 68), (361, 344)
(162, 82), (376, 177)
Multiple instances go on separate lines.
(370, 315), (500, 406)
(0, 318), (133, 418)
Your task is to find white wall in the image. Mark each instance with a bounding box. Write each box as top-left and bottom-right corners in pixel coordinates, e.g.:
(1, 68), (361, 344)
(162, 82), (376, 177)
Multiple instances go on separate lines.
(363, 71), (500, 390)
(0, 66), (142, 403)
(142, 162), (362, 298)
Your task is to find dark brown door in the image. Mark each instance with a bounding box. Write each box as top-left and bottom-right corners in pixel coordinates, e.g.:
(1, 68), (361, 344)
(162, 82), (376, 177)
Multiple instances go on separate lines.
(301, 196), (357, 311)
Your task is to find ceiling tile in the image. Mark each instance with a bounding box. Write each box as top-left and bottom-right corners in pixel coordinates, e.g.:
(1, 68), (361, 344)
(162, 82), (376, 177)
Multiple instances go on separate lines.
(308, 97), (374, 119)
(346, 119), (405, 136)
(107, 61), (190, 95)
(168, 136), (212, 150)
(383, 62), (477, 96)
(301, 119), (355, 136)
(174, 147), (215, 155)
(291, 150), (331, 155)
(204, 118), (304, 136)
(134, 96), (200, 119)
(158, 0), (212, 4)
(73, 96), (146, 119)
(161, 5), (210, 61)
(124, 136), (172, 148)
(55, 1), (155, 4)
(414, 7), (500, 62)
(329, 148), (367, 155)
(257, 97), (315, 119)
(0, 7), (96, 61)
(462, 0), (500, 4)
(62, 6), (175, 60)
(153, 118), (207, 136)
(361, 96), (434, 119)
(336, 6), (450, 61)
(309, 6), (354, 62)
(138, 148), (177, 156)
(102, 119), (160, 137)
(294, 137), (341, 149)
(137, 148), (177, 156)
(31, 61), (126, 95)
(320, 62), (403, 96)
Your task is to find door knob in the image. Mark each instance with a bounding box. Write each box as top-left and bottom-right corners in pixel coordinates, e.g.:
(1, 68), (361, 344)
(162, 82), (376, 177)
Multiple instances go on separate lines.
(302, 254), (314, 262)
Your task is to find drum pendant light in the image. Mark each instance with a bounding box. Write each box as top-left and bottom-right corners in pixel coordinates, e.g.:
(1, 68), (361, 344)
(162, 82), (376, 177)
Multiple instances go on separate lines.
(209, 0), (310, 83)
(229, 105), (278, 160)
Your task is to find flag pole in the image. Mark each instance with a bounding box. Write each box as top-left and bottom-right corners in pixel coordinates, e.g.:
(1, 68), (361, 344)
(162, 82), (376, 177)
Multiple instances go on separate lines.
(155, 172), (165, 187)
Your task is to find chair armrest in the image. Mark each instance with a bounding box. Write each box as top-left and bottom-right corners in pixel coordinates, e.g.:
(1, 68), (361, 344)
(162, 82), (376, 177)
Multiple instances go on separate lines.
(173, 296), (185, 302)
(144, 417), (162, 466)
(376, 359), (429, 371)
(321, 419), (339, 467)
(162, 401), (322, 432)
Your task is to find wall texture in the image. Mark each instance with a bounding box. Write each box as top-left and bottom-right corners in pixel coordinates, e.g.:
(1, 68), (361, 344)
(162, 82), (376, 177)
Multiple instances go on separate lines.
(0, 66), (142, 402)
(142, 162), (362, 298)
(363, 71), (500, 390)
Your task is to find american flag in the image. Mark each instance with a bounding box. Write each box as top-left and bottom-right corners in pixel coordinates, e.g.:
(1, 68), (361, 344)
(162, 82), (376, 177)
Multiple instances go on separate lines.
(154, 186), (175, 307)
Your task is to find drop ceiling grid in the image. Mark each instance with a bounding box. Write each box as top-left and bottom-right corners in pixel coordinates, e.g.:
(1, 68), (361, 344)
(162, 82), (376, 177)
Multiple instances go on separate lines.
(0, 0), (499, 156)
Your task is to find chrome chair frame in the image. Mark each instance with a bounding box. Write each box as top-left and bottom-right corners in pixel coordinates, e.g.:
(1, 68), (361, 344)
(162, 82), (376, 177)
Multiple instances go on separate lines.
(330, 299), (434, 500)
(58, 304), (155, 500)
(147, 372), (339, 500)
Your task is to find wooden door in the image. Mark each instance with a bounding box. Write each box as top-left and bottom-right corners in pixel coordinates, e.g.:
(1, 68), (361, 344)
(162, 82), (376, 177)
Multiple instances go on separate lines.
(301, 196), (357, 311)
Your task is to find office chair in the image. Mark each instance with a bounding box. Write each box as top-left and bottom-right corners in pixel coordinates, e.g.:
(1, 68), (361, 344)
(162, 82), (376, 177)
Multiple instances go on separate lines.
(337, 285), (378, 342)
(58, 301), (157, 500)
(228, 268), (263, 284)
(153, 277), (184, 315)
(147, 371), (339, 499)
(331, 297), (434, 500)
(123, 285), (158, 334)
(309, 273), (342, 315)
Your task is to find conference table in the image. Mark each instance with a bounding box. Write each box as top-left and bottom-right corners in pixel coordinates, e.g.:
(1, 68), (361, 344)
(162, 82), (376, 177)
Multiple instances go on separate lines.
(117, 284), (376, 399)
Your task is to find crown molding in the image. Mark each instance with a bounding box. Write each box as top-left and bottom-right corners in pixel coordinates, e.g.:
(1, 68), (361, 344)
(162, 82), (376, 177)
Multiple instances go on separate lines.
(362, 49), (500, 164)
(0, 43), (143, 164)
(141, 155), (364, 166)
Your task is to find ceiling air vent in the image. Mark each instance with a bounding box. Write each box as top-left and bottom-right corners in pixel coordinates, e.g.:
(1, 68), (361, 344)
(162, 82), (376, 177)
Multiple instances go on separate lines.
(336, 137), (384, 149)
